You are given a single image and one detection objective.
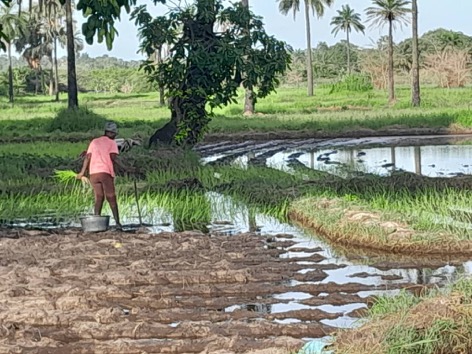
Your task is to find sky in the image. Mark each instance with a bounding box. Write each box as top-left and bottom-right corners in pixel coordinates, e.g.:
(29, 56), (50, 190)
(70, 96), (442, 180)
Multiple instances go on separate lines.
(76, 0), (470, 61)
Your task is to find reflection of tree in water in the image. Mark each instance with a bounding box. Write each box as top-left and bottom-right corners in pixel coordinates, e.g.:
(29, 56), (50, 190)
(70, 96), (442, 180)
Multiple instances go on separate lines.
(242, 303), (273, 314)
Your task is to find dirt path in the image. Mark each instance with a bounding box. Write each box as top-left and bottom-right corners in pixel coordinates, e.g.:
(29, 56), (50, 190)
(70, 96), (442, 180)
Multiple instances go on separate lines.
(0, 227), (432, 354)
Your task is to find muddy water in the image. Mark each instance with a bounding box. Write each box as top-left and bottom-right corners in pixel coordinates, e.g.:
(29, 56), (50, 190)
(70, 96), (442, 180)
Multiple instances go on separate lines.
(3, 135), (472, 351)
(125, 192), (471, 331)
(199, 134), (472, 178)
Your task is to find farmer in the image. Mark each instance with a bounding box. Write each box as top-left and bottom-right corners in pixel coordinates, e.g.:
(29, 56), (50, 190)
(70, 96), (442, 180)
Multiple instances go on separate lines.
(77, 121), (125, 229)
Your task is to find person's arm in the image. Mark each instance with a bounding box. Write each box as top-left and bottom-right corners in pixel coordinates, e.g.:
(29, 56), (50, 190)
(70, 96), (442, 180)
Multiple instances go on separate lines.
(110, 153), (127, 171)
(77, 153), (91, 179)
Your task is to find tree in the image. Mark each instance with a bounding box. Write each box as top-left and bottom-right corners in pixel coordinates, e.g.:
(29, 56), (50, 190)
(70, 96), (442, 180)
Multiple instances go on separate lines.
(0, 3), (27, 103)
(80, 0), (291, 146)
(131, 7), (171, 107)
(330, 4), (364, 74)
(0, 0), (12, 51)
(366, 0), (410, 104)
(278, 0), (334, 96)
(240, 0), (255, 115)
(411, 0), (419, 106)
(63, 0), (78, 108)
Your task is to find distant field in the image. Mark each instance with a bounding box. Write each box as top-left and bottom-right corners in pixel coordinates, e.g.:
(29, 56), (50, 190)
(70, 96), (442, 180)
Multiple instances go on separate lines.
(1, 85), (472, 140)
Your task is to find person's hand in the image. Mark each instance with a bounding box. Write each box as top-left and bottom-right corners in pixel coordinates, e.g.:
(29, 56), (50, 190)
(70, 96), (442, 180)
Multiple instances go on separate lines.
(76, 172), (84, 180)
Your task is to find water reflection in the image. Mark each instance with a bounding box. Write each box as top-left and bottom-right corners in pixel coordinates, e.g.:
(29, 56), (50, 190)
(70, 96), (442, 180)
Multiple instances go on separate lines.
(266, 144), (472, 178)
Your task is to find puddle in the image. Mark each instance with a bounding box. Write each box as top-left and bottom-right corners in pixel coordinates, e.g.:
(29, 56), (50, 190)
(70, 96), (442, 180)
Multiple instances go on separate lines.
(4, 190), (472, 334)
(283, 145), (472, 178)
(200, 135), (472, 178)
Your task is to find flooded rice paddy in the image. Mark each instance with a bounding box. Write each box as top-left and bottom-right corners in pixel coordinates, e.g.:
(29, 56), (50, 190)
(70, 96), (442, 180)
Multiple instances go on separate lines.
(2, 135), (472, 352)
(199, 134), (472, 178)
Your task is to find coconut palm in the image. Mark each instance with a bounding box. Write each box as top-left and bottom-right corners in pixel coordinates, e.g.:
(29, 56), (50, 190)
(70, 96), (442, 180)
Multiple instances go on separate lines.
(411, 0), (420, 106)
(366, 0), (410, 104)
(278, 0), (334, 96)
(0, 3), (27, 103)
(64, 0), (78, 108)
(330, 4), (365, 74)
(240, 0), (255, 114)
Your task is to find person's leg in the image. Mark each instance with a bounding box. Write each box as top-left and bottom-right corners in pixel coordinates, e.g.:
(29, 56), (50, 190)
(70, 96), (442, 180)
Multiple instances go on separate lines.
(102, 174), (121, 227)
(89, 174), (105, 215)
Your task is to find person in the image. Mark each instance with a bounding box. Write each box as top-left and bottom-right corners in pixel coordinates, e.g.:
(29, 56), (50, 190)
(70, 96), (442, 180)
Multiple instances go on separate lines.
(77, 121), (126, 229)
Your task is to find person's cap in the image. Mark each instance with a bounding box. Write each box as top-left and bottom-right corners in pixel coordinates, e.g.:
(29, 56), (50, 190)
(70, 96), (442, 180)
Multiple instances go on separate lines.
(105, 121), (118, 133)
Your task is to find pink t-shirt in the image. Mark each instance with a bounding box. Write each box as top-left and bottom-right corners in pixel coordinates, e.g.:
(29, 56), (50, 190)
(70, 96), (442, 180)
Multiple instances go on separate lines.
(86, 136), (119, 177)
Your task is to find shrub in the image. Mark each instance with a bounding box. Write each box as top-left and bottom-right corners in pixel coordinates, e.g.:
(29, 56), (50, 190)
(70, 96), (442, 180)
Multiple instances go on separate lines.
(329, 74), (373, 94)
(47, 107), (107, 133)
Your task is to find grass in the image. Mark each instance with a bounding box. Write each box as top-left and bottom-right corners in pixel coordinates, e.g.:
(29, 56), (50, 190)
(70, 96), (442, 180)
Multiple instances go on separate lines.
(331, 277), (472, 354)
(2, 85), (472, 249)
(2, 86), (472, 142)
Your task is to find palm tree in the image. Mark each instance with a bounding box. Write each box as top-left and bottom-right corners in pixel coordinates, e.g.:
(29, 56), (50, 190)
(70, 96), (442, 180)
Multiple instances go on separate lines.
(411, 0), (420, 106)
(240, 0), (255, 114)
(278, 0), (334, 96)
(0, 3), (27, 103)
(330, 4), (365, 74)
(64, 0), (78, 108)
(366, 0), (410, 104)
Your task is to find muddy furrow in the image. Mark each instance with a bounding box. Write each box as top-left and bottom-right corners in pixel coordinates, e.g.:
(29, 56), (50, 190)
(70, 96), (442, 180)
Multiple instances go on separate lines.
(0, 227), (432, 353)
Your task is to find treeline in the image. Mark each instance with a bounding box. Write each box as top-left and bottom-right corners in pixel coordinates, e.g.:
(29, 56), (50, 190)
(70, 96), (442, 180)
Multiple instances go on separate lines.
(1, 27), (471, 96)
(0, 53), (155, 95)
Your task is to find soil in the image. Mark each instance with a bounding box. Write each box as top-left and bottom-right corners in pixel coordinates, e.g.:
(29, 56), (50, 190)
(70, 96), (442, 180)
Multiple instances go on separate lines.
(0, 227), (429, 354)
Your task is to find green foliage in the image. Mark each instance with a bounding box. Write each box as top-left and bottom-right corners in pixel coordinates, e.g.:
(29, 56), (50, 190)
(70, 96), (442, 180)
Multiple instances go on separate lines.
(47, 107), (107, 133)
(77, 0), (166, 50)
(329, 74), (373, 93)
(134, 0), (291, 145)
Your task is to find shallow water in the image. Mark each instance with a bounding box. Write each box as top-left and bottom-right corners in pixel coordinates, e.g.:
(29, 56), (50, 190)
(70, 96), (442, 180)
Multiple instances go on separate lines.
(201, 135), (472, 178)
(4, 135), (472, 335)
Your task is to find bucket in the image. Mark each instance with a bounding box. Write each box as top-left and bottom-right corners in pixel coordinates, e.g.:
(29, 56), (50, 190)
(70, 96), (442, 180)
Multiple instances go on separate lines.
(80, 215), (110, 232)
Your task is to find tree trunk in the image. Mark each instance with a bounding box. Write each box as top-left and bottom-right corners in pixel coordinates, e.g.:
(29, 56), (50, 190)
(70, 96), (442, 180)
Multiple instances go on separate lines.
(241, 0), (255, 114)
(156, 47), (165, 107)
(54, 36), (59, 101)
(65, 0), (78, 108)
(35, 69), (39, 94)
(304, 0), (313, 96)
(411, 0), (420, 107)
(7, 41), (13, 104)
(387, 19), (395, 104)
(40, 67), (45, 94)
(49, 66), (54, 96)
(346, 30), (351, 75)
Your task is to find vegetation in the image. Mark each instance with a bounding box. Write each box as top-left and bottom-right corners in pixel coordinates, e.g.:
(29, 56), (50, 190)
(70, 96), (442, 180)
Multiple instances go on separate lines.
(330, 4), (365, 75)
(277, 0), (334, 97)
(365, 0), (411, 104)
(331, 277), (472, 353)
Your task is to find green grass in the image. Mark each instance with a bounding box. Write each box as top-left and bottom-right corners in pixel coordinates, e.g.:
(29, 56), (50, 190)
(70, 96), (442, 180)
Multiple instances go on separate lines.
(332, 277), (472, 354)
(2, 86), (472, 142)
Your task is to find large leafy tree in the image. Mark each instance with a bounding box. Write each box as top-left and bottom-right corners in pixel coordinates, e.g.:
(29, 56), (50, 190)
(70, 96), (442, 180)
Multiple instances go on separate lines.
(0, 3), (27, 103)
(330, 4), (364, 74)
(366, 0), (410, 104)
(278, 0), (334, 97)
(79, 0), (291, 146)
(0, 0), (12, 51)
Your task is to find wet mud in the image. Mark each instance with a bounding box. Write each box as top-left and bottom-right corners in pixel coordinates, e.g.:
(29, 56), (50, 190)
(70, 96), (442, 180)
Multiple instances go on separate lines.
(0, 227), (435, 354)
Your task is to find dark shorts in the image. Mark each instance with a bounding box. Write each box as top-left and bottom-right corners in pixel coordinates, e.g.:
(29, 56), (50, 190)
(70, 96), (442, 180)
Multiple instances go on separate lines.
(89, 173), (116, 200)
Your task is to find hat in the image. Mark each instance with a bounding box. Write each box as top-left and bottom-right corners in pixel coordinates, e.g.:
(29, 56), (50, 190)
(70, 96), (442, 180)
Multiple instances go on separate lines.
(104, 121), (118, 133)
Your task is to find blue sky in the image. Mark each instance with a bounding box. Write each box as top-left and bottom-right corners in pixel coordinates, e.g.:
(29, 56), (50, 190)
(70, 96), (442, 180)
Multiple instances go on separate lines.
(78, 0), (471, 60)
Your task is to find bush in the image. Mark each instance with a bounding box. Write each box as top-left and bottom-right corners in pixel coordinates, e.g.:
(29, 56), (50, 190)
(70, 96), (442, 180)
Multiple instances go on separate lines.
(47, 107), (107, 133)
(329, 74), (373, 94)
